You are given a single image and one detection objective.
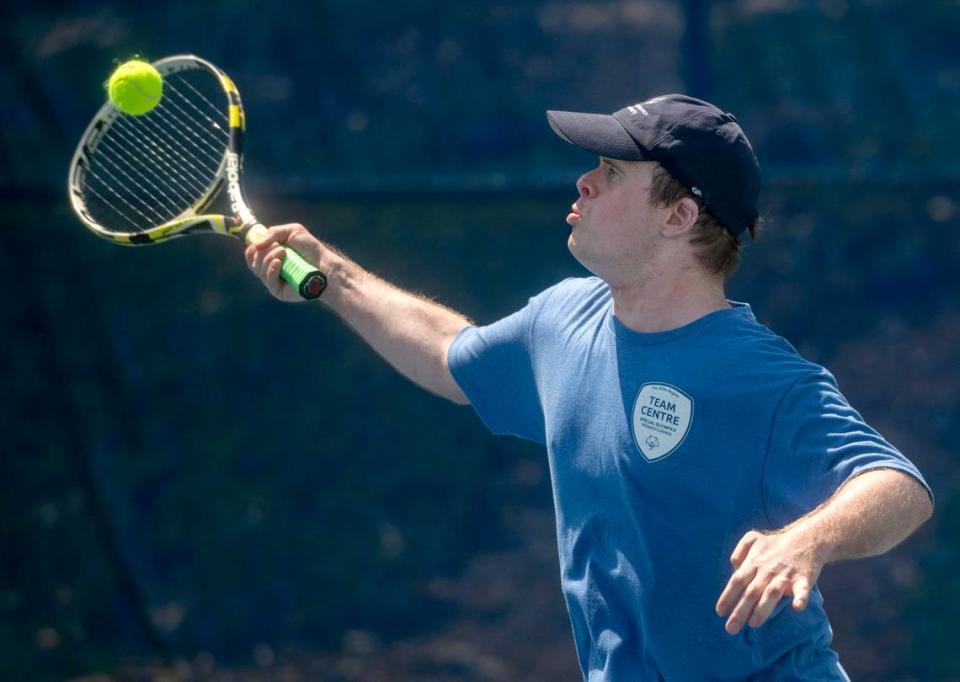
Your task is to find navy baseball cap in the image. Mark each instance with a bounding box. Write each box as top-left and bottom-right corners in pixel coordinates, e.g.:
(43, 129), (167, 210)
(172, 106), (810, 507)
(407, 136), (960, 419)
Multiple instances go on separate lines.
(547, 94), (760, 236)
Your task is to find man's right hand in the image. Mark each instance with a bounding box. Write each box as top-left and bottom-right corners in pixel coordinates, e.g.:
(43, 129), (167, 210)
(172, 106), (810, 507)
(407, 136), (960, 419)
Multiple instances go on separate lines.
(244, 223), (330, 302)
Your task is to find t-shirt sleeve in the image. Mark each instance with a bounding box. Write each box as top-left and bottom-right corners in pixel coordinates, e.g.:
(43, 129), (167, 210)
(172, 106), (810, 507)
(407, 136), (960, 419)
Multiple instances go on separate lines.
(446, 299), (545, 444)
(762, 370), (934, 528)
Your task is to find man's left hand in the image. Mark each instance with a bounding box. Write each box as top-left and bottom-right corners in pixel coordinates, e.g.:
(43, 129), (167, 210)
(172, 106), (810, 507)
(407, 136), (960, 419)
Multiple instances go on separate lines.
(715, 527), (828, 635)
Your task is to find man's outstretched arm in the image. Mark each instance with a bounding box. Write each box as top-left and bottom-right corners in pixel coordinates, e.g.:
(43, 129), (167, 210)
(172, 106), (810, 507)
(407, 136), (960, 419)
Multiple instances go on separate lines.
(715, 467), (933, 635)
(245, 223), (472, 405)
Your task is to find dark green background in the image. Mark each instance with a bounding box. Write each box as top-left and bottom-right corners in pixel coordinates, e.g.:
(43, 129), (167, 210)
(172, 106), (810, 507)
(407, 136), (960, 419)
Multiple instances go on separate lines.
(2, 2), (959, 680)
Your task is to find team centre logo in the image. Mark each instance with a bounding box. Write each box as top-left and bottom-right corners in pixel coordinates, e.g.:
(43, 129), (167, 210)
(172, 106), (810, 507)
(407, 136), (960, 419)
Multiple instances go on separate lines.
(631, 383), (694, 462)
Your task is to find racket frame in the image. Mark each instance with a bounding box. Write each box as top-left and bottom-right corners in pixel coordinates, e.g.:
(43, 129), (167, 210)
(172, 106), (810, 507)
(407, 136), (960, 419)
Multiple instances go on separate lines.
(67, 54), (326, 298)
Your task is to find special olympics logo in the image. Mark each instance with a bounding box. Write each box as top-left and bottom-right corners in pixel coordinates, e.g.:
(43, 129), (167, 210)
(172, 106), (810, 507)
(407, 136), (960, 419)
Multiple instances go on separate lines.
(632, 383), (694, 462)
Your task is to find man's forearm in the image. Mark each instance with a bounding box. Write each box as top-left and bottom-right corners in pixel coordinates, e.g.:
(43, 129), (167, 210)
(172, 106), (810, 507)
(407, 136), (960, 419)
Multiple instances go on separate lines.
(785, 468), (933, 564)
(717, 467), (933, 634)
(319, 248), (473, 405)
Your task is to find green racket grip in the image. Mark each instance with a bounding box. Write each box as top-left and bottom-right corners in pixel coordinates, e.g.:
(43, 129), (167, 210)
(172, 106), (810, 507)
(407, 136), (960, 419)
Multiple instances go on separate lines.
(245, 224), (327, 300)
(280, 246), (327, 300)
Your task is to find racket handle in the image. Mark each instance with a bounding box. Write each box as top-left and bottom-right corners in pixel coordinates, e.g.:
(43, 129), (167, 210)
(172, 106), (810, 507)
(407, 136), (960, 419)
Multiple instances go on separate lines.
(280, 246), (328, 300)
(246, 224), (327, 300)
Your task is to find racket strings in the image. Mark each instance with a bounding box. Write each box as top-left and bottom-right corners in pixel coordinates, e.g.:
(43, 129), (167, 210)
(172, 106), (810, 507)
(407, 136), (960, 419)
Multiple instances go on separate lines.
(113, 113), (216, 201)
(148, 98), (225, 167)
(120, 83), (224, 189)
(106, 120), (203, 207)
(90, 113), (209, 224)
(84, 179), (156, 231)
(165, 77), (230, 134)
(81, 68), (231, 233)
(86, 135), (178, 226)
(119, 114), (218, 194)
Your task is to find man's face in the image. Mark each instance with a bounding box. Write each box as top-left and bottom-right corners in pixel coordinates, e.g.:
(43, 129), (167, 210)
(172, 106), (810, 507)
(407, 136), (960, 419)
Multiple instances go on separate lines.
(566, 158), (665, 284)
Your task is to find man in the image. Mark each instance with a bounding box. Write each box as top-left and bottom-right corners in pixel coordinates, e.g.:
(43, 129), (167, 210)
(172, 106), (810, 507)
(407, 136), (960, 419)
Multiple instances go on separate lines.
(245, 95), (934, 680)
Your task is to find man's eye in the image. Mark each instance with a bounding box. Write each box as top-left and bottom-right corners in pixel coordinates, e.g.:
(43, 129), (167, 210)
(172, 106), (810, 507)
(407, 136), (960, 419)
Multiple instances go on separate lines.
(607, 166), (617, 179)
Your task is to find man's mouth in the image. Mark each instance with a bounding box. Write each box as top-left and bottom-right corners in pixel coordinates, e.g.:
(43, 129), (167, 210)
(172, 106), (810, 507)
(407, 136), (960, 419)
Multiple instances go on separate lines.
(567, 203), (582, 225)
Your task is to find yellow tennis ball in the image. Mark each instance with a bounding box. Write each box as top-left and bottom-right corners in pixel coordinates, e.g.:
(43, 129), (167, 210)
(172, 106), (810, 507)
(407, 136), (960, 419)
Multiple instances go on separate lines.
(107, 60), (163, 116)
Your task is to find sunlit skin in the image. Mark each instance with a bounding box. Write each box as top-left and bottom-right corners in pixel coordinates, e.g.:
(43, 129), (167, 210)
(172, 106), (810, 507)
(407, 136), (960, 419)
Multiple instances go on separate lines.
(566, 158), (730, 333)
(715, 470), (931, 635)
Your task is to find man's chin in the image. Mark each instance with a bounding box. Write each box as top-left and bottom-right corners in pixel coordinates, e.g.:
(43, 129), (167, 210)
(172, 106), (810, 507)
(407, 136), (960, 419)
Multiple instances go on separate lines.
(567, 239), (601, 277)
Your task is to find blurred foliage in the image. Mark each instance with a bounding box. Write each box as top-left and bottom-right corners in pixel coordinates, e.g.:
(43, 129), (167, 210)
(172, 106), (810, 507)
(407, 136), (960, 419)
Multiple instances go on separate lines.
(0, 195), (568, 680)
(2, 1), (959, 680)
(3, 1), (959, 191)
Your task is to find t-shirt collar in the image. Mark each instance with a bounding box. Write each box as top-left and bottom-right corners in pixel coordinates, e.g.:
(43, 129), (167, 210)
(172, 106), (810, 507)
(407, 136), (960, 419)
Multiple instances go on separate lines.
(606, 300), (754, 346)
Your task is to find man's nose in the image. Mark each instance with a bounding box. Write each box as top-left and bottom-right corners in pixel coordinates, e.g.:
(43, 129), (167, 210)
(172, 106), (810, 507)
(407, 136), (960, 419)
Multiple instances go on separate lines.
(576, 171), (596, 198)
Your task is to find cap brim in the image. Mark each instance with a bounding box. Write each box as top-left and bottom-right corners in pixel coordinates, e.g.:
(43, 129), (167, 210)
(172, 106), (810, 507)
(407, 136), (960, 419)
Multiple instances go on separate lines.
(547, 110), (648, 161)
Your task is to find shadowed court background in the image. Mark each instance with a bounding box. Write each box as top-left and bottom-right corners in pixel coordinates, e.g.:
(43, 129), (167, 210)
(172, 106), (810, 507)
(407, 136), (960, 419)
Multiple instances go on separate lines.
(2, 1), (959, 680)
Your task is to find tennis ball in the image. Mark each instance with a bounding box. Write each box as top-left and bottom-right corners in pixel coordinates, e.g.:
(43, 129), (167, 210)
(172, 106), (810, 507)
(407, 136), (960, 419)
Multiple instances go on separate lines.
(107, 60), (163, 116)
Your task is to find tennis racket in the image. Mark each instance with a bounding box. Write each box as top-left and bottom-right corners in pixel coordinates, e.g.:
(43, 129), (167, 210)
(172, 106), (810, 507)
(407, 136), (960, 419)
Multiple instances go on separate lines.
(68, 54), (327, 299)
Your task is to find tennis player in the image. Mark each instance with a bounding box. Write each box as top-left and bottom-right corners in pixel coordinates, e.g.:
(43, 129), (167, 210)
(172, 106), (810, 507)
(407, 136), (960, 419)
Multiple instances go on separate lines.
(246, 94), (933, 680)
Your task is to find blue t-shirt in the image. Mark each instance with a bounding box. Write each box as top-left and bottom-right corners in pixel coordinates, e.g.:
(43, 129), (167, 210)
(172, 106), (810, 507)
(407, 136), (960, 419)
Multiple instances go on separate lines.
(447, 276), (933, 681)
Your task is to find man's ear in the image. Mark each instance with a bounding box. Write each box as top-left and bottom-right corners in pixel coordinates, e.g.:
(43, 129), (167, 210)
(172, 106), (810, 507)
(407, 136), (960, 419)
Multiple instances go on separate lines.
(661, 197), (700, 238)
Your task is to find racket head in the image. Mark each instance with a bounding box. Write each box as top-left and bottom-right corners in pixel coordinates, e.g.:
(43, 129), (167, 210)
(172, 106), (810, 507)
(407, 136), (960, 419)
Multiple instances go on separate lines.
(67, 55), (252, 245)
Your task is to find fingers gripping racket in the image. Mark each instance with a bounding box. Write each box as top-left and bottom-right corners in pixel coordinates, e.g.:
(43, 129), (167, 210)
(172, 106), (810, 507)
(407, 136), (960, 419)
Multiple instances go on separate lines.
(68, 54), (327, 299)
